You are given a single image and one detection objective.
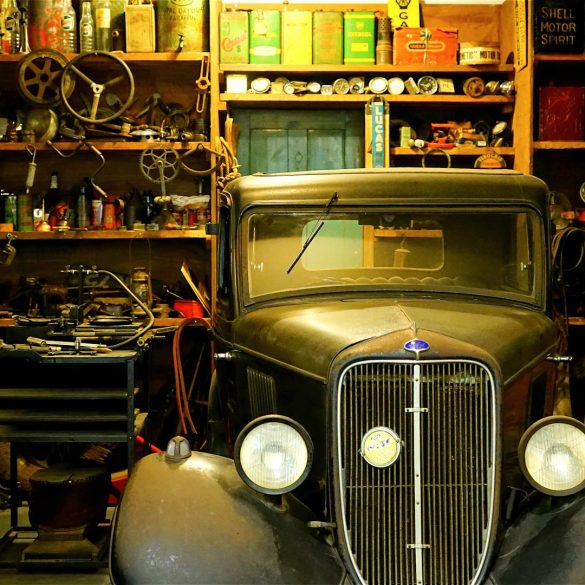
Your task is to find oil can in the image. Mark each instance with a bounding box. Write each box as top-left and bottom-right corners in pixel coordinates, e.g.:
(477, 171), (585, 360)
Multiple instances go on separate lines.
(156, 0), (209, 52)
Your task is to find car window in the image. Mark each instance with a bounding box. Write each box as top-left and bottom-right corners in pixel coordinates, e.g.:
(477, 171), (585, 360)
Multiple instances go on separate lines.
(243, 207), (542, 307)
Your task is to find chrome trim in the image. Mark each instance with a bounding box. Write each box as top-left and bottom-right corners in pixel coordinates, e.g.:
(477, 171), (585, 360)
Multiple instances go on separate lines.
(336, 359), (497, 585)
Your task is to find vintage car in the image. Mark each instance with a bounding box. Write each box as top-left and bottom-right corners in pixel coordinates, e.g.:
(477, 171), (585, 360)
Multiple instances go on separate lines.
(111, 168), (585, 585)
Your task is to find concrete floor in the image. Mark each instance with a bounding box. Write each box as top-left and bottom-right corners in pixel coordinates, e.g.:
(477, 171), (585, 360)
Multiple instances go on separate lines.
(0, 507), (112, 584)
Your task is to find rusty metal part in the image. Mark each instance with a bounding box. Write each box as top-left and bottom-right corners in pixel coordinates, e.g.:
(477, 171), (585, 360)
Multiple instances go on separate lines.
(17, 48), (73, 107)
(139, 149), (180, 195)
(178, 143), (222, 177)
(195, 55), (210, 114)
(60, 51), (135, 125)
(462, 76), (485, 98)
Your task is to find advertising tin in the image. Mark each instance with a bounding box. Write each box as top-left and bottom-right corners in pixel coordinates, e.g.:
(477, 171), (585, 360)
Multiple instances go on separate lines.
(220, 10), (249, 64)
(156, 0), (209, 52)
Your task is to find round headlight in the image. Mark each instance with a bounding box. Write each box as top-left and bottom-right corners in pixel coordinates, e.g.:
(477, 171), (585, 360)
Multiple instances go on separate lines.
(234, 416), (313, 495)
(519, 416), (585, 496)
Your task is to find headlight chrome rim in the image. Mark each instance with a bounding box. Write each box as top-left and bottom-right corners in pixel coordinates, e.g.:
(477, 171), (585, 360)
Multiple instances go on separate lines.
(234, 415), (313, 495)
(519, 415), (585, 497)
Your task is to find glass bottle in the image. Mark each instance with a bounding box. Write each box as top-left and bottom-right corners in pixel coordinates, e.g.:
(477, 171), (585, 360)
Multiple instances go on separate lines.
(95, 0), (111, 51)
(45, 0), (62, 50)
(61, 0), (77, 53)
(4, 0), (21, 53)
(17, 190), (34, 232)
(79, 0), (94, 52)
(44, 170), (61, 229)
(77, 179), (90, 228)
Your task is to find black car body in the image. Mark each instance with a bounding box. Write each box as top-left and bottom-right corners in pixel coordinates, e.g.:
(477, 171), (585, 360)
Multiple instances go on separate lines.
(111, 169), (585, 585)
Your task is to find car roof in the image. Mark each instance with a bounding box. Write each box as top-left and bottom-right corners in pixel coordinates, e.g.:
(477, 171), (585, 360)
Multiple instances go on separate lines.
(222, 168), (550, 217)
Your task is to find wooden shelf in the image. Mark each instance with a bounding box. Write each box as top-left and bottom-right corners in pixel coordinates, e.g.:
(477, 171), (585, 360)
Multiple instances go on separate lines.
(220, 63), (515, 75)
(392, 147), (514, 156)
(0, 51), (208, 64)
(6, 228), (208, 240)
(534, 54), (585, 63)
(0, 141), (208, 153)
(220, 93), (513, 106)
(534, 141), (585, 151)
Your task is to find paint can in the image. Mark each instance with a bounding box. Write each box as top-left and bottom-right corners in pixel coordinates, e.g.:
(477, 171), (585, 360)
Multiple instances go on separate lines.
(156, 0), (209, 52)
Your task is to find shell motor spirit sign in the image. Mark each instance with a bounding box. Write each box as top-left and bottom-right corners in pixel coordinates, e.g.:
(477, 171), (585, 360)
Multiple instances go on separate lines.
(534, 0), (584, 53)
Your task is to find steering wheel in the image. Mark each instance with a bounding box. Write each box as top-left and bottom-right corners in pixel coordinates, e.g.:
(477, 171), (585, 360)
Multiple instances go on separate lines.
(60, 51), (135, 124)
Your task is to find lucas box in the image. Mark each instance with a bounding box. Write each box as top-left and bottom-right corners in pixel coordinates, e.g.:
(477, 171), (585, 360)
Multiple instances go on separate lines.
(393, 27), (458, 65)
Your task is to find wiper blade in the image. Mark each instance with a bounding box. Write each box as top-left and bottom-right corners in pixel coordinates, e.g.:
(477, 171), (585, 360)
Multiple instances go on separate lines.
(286, 192), (339, 274)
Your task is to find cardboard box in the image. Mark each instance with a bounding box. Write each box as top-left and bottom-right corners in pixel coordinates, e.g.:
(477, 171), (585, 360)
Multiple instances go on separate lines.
(393, 27), (458, 65)
(282, 11), (312, 65)
(125, 5), (156, 52)
(220, 10), (249, 64)
(343, 11), (375, 65)
(538, 86), (585, 141)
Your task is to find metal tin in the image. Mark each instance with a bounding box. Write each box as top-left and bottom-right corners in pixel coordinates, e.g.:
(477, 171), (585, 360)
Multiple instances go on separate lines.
(156, 0), (209, 53)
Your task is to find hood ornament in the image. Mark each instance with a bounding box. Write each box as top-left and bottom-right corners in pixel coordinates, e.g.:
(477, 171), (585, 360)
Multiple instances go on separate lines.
(404, 338), (430, 358)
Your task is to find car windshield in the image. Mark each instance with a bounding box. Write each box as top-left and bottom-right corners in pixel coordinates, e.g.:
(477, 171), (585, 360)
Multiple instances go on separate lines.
(243, 207), (543, 306)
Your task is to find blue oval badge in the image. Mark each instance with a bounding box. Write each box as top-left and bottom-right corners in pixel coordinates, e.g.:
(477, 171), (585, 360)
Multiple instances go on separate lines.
(404, 339), (430, 354)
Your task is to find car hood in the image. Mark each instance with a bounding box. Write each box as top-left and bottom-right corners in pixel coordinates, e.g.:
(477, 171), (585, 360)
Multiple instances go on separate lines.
(231, 298), (558, 384)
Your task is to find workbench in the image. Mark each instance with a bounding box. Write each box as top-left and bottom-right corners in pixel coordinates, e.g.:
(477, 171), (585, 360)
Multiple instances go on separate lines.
(0, 349), (137, 568)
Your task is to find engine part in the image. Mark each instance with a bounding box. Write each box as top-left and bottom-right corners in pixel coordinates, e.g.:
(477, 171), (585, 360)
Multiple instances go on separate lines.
(17, 48), (73, 107)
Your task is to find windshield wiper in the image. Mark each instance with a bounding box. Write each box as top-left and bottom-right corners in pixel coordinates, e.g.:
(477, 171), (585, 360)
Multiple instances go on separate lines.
(286, 192), (339, 274)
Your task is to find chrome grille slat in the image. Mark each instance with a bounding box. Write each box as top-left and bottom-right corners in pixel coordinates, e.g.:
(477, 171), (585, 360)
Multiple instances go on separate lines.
(337, 360), (495, 585)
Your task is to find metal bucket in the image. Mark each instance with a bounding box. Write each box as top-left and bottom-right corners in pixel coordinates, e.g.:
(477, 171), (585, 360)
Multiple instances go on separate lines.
(156, 0), (209, 52)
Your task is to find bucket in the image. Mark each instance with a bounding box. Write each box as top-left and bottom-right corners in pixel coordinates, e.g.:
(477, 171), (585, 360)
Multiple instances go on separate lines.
(173, 299), (204, 318)
(156, 0), (209, 52)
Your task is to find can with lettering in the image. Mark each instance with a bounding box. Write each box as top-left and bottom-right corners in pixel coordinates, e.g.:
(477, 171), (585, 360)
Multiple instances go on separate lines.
(220, 10), (249, 64)
(156, 0), (209, 52)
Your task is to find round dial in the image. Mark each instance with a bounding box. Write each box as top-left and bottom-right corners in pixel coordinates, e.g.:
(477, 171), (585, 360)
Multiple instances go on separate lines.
(387, 77), (405, 95)
(580, 182), (585, 204)
(417, 75), (438, 95)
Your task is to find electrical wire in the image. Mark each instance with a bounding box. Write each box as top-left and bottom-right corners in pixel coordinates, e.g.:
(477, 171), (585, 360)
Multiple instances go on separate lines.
(172, 316), (210, 436)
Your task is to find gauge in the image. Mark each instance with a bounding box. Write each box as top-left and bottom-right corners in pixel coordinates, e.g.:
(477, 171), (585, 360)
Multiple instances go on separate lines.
(580, 181), (585, 204)
(332, 78), (350, 95)
(368, 77), (388, 94)
(417, 75), (438, 95)
(387, 77), (405, 95)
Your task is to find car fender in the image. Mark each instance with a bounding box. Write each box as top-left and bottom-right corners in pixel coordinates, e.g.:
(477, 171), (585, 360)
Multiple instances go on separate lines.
(489, 493), (585, 584)
(110, 450), (345, 585)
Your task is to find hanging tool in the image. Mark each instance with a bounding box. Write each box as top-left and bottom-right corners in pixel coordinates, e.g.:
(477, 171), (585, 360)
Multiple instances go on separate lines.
(0, 234), (16, 267)
(195, 55), (210, 115)
(24, 144), (37, 194)
(47, 140), (107, 197)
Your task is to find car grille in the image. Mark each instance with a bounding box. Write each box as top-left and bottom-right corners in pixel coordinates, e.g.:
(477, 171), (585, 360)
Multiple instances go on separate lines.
(337, 360), (496, 585)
